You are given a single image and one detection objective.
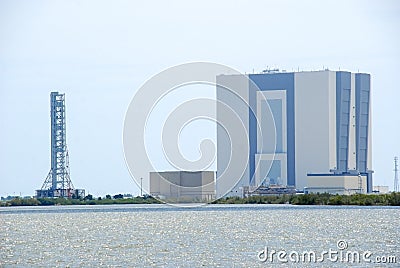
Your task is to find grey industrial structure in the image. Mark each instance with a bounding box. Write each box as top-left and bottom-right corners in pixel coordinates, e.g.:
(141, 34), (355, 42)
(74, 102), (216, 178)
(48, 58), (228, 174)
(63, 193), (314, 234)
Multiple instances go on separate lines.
(147, 69), (373, 199)
(217, 69), (373, 196)
(149, 171), (215, 201)
(36, 92), (85, 198)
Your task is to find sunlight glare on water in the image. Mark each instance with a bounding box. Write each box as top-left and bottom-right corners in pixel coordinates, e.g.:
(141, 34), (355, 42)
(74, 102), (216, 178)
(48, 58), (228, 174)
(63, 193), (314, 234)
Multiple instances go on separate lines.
(1, 205), (399, 267)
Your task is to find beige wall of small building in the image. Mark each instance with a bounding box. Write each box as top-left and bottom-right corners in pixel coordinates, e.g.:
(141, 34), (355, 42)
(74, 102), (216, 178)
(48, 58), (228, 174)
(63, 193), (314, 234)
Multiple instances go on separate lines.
(150, 171), (215, 201)
(373, 185), (389, 194)
(306, 175), (367, 195)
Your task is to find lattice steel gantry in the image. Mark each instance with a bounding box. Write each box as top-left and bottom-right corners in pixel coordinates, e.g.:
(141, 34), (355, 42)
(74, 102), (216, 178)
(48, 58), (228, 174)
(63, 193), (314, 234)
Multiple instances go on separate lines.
(36, 92), (85, 198)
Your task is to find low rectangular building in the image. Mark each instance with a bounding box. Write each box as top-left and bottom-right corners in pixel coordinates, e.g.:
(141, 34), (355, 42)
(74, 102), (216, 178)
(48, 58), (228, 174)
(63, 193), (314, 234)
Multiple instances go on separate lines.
(373, 185), (389, 194)
(36, 188), (85, 198)
(305, 174), (367, 195)
(149, 171), (215, 202)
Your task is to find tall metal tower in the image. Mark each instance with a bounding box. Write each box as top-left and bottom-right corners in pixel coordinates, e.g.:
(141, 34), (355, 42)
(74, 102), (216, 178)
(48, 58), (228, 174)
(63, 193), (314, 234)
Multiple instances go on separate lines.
(36, 92), (84, 198)
(395, 156), (399, 192)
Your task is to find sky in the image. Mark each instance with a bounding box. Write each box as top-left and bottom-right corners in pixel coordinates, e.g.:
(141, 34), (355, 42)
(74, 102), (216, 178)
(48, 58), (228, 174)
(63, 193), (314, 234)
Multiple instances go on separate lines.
(0, 0), (399, 197)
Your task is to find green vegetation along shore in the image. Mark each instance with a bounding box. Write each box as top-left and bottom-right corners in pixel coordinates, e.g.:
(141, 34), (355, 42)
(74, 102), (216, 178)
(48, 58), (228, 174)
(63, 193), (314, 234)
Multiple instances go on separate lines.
(0, 195), (161, 207)
(212, 192), (400, 206)
(1, 192), (400, 207)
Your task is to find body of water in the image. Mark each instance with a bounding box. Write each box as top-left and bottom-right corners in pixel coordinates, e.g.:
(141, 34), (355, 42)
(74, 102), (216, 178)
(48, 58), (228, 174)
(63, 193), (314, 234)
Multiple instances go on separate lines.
(1, 204), (399, 267)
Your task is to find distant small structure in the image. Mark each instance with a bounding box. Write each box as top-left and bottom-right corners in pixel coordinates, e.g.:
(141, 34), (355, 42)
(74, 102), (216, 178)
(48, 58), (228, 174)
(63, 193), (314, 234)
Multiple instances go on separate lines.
(123, 194), (133, 199)
(1, 196), (20, 201)
(36, 92), (85, 198)
(244, 185), (297, 197)
(372, 185), (389, 194)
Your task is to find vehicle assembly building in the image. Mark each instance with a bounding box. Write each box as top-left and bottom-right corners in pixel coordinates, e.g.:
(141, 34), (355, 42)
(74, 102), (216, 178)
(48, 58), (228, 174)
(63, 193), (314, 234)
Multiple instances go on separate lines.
(36, 92), (85, 198)
(217, 69), (373, 197)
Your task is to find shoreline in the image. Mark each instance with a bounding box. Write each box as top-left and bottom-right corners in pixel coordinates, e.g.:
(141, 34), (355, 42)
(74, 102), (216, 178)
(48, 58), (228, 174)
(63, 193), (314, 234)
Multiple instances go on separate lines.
(1, 192), (399, 207)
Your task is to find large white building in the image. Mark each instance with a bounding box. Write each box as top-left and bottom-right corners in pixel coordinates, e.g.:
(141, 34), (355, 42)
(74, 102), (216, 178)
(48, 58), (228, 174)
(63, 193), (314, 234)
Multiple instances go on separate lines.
(216, 70), (373, 197)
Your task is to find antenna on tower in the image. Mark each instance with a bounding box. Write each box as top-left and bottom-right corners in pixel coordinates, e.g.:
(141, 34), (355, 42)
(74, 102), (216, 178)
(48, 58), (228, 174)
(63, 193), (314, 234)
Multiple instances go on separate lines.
(394, 156), (399, 192)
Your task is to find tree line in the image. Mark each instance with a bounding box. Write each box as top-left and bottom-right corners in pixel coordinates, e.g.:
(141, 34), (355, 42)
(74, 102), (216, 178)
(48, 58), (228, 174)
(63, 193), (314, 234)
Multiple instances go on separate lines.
(1, 192), (400, 206)
(213, 192), (400, 206)
(0, 194), (161, 206)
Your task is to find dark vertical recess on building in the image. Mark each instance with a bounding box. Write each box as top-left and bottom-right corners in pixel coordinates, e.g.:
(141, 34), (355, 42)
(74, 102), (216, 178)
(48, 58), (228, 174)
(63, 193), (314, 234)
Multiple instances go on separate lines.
(355, 73), (372, 192)
(249, 73), (295, 187)
(248, 79), (257, 186)
(336, 72), (351, 173)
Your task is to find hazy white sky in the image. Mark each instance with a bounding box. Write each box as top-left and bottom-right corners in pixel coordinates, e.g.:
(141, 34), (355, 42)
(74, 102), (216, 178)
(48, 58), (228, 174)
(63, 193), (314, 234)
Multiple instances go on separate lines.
(1, 0), (399, 196)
